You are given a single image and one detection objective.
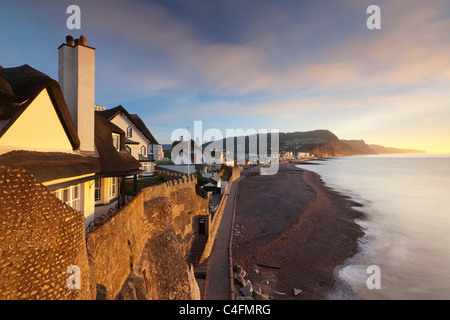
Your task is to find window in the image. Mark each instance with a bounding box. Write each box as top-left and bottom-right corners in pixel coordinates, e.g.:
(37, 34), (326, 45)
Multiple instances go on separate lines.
(141, 162), (153, 173)
(109, 177), (117, 199)
(126, 126), (132, 138)
(52, 184), (81, 211)
(112, 133), (120, 151)
(125, 146), (131, 153)
(94, 178), (102, 202)
(149, 145), (157, 159)
(140, 145), (146, 156)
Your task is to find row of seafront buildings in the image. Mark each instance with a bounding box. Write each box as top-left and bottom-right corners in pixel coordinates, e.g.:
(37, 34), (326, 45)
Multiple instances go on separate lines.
(0, 35), (163, 231)
(280, 151), (312, 161)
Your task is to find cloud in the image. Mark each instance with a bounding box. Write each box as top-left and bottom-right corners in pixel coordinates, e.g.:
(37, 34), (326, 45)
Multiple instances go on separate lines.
(11, 0), (449, 150)
(11, 0), (450, 97)
(35, 0), (447, 102)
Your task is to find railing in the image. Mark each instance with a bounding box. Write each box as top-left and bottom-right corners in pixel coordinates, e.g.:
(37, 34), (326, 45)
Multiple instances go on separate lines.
(85, 194), (132, 234)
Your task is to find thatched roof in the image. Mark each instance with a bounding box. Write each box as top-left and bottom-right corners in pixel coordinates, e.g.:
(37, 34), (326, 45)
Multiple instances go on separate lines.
(94, 112), (141, 175)
(125, 138), (139, 145)
(0, 150), (100, 183)
(0, 75), (14, 96)
(0, 65), (80, 150)
(0, 65), (141, 182)
(129, 113), (158, 144)
(0, 114), (142, 183)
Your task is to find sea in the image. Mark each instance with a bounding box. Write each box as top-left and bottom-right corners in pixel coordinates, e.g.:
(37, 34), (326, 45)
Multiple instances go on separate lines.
(296, 154), (450, 300)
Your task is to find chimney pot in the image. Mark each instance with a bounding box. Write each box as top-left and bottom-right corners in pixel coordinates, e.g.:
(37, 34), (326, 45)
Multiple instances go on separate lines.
(74, 38), (80, 46)
(80, 35), (87, 46)
(66, 35), (74, 46)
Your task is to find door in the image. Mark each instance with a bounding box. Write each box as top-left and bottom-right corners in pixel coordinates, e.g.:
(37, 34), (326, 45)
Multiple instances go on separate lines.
(199, 217), (206, 235)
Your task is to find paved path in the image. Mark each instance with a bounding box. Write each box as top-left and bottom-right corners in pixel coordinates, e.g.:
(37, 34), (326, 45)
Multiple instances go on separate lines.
(205, 177), (240, 300)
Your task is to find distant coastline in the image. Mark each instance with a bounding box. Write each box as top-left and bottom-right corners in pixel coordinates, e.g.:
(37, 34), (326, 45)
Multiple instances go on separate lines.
(200, 129), (426, 161)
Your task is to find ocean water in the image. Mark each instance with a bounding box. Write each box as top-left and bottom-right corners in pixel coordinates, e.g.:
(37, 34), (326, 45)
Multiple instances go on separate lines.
(296, 154), (450, 300)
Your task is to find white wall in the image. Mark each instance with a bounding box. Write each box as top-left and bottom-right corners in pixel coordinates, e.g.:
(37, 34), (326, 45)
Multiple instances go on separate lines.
(0, 89), (74, 153)
(151, 144), (164, 160)
(110, 114), (151, 159)
(83, 179), (95, 221)
(58, 43), (96, 152)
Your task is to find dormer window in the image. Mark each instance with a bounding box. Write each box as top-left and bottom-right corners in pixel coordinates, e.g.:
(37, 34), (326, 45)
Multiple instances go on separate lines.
(127, 126), (132, 138)
(112, 133), (120, 151)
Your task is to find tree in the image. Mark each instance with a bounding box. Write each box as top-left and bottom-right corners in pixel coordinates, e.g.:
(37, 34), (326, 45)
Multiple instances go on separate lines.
(196, 169), (203, 185)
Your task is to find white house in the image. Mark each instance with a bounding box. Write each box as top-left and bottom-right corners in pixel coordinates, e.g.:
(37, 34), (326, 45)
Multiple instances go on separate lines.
(151, 144), (164, 161)
(97, 105), (161, 176)
(296, 152), (311, 159)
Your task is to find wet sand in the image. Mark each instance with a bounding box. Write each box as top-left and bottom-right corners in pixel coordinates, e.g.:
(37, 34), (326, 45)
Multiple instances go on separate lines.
(232, 162), (364, 300)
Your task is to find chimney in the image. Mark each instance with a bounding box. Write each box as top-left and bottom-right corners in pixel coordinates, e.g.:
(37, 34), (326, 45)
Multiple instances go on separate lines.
(58, 35), (96, 152)
(66, 35), (74, 46)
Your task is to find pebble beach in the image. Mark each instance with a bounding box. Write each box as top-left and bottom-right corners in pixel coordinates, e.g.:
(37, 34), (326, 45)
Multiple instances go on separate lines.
(232, 162), (364, 300)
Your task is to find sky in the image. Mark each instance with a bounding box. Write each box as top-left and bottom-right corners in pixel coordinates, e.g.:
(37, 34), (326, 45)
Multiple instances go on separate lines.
(1, 0), (450, 153)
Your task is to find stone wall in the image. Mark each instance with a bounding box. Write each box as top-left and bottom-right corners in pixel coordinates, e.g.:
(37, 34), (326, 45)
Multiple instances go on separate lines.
(0, 166), (95, 300)
(86, 174), (208, 299)
(0, 166), (208, 300)
(156, 169), (195, 181)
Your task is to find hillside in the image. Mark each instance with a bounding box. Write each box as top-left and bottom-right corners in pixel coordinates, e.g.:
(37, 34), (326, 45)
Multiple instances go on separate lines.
(341, 140), (378, 155)
(200, 129), (355, 158)
(197, 129), (426, 159)
(368, 144), (426, 154)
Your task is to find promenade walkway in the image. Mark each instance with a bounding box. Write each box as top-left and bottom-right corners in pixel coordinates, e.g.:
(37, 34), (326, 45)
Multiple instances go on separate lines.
(205, 174), (241, 300)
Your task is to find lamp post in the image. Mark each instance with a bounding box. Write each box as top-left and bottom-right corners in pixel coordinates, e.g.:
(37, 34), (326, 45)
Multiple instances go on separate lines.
(187, 125), (190, 175)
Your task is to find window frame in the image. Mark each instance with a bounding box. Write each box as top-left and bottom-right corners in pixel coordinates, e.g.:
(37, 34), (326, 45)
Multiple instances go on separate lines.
(94, 178), (102, 202)
(112, 133), (120, 151)
(108, 177), (117, 199)
(141, 162), (153, 173)
(52, 184), (81, 211)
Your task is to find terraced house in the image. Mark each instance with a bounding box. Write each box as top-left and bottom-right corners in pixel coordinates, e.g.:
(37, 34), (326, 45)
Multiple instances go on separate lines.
(0, 35), (152, 232)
